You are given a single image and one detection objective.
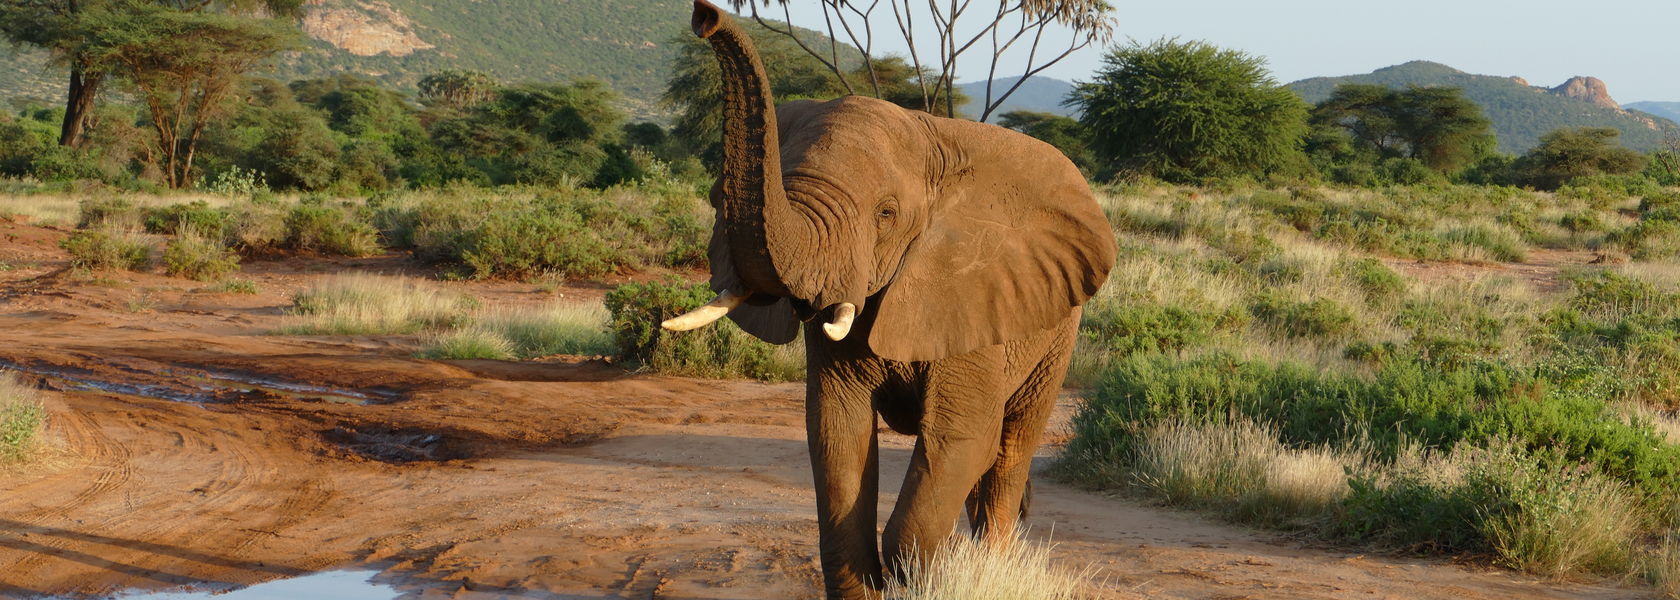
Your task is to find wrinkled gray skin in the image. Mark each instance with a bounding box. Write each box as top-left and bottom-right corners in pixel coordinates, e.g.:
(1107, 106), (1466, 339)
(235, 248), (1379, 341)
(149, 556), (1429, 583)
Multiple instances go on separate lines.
(682, 2), (1116, 598)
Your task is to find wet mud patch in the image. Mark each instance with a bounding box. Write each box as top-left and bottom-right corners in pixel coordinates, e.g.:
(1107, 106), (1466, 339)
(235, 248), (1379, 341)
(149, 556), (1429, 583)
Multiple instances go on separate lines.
(320, 426), (468, 464)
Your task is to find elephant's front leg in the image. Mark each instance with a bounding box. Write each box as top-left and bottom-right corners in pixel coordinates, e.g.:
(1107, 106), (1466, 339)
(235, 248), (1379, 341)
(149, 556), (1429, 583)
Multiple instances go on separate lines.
(882, 348), (1006, 578)
(806, 333), (887, 599)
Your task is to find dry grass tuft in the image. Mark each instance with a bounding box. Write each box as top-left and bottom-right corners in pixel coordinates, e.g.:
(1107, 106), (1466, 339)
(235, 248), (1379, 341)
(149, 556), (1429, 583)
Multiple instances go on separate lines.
(279, 273), (474, 335)
(1129, 418), (1355, 526)
(882, 529), (1092, 600)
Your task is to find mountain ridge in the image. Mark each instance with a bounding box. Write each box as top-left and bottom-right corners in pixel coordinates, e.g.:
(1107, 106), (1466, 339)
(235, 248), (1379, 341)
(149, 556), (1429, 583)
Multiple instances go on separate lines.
(1289, 60), (1678, 153)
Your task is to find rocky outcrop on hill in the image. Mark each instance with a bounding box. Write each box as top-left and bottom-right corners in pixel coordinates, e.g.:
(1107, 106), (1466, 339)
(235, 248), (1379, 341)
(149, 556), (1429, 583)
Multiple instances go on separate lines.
(302, 0), (433, 57)
(1548, 76), (1621, 110)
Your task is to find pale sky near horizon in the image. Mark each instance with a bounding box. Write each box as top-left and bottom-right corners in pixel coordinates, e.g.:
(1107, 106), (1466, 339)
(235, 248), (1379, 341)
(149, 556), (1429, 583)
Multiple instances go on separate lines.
(766, 0), (1680, 103)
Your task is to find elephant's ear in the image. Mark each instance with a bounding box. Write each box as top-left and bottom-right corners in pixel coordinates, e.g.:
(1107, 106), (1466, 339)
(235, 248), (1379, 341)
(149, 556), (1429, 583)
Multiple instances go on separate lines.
(706, 184), (801, 345)
(867, 122), (1116, 362)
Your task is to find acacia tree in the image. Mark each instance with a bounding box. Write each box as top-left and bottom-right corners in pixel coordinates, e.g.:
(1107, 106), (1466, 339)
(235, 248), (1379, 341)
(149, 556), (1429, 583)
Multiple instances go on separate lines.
(723, 0), (1113, 121)
(0, 0), (300, 147)
(1070, 38), (1309, 182)
(79, 4), (296, 188)
(1311, 83), (1494, 174)
(418, 70), (499, 110)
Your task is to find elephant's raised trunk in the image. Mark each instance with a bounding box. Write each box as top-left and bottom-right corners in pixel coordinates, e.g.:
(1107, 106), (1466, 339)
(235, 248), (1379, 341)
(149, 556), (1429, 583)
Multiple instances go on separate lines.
(693, 0), (794, 298)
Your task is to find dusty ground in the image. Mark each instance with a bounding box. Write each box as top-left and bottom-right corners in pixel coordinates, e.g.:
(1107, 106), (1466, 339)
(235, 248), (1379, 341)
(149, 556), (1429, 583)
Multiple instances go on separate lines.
(0, 217), (1649, 599)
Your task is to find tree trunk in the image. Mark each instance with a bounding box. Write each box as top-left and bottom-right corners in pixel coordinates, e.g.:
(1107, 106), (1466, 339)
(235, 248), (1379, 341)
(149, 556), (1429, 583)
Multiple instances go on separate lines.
(60, 61), (103, 148)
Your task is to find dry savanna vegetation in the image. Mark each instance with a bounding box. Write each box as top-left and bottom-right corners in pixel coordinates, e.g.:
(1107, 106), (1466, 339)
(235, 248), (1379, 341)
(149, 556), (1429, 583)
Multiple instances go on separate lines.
(7, 173), (1680, 596)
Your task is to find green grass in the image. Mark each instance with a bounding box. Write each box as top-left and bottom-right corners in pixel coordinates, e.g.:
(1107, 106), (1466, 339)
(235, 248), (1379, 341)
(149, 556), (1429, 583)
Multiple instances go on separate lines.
(210, 279), (259, 294)
(0, 372), (45, 463)
(415, 301), (618, 360)
(1061, 181), (1680, 586)
(279, 273), (474, 335)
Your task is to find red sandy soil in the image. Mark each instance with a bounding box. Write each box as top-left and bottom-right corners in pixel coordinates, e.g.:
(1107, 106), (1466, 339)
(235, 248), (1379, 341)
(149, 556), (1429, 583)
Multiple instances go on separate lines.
(0, 217), (1647, 599)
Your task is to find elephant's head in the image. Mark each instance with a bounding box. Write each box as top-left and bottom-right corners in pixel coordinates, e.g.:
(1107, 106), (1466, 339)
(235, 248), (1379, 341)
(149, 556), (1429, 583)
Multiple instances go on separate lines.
(665, 0), (1116, 362)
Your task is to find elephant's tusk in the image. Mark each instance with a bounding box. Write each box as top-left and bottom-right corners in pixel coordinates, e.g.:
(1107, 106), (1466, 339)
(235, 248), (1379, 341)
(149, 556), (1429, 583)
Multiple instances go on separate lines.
(661, 290), (748, 331)
(822, 303), (857, 341)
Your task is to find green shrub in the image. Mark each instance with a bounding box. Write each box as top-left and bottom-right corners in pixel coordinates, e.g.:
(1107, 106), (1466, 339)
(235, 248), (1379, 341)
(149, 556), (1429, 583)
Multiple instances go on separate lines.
(163, 228), (240, 281)
(283, 202), (380, 257)
(1081, 301), (1246, 358)
(604, 279), (802, 382)
(211, 279), (259, 294)
(1343, 258), (1405, 301)
(76, 196), (139, 228)
(61, 228), (151, 271)
(142, 201), (228, 235)
(459, 206), (621, 279)
(0, 372), (46, 462)
(222, 200), (288, 255)
(1247, 292), (1355, 339)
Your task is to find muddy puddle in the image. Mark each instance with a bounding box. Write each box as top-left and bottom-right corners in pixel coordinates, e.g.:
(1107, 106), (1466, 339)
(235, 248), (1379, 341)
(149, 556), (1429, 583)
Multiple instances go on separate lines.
(0, 359), (387, 405)
(74, 569), (397, 599)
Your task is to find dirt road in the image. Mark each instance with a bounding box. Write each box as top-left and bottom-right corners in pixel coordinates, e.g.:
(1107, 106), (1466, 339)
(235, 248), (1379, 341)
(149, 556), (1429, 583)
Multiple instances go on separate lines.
(0, 218), (1645, 599)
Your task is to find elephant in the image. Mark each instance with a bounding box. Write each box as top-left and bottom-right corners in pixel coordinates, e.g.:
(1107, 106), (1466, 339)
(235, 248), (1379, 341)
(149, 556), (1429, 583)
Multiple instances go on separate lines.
(662, 1), (1116, 597)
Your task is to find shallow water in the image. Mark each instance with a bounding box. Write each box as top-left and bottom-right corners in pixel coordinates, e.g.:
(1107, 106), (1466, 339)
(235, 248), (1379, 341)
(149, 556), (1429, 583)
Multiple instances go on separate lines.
(111, 569), (397, 600)
(0, 359), (379, 405)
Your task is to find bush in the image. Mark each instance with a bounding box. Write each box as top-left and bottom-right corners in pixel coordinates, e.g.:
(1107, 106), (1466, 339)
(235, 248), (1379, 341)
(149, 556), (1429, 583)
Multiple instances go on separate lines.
(458, 206), (620, 279)
(1247, 292), (1355, 339)
(1343, 258), (1405, 301)
(61, 228), (151, 271)
(604, 279), (802, 382)
(211, 279), (259, 294)
(1080, 301), (1245, 357)
(283, 202), (380, 256)
(142, 201), (227, 235)
(163, 228), (240, 281)
(77, 197), (139, 228)
(0, 372), (46, 462)
(1066, 352), (1680, 497)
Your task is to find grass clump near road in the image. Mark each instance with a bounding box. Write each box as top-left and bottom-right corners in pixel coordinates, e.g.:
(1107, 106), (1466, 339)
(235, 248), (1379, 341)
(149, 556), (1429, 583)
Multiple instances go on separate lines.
(0, 372), (46, 463)
(882, 529), (1091, 600)
(163, 227), (240, 281)
(417, 301), (617, 360)
(605, 279), (803, 382)
(1059, 182), (1680, 585)
(60, 226), (151, 272)
(280, 273), (475, 335)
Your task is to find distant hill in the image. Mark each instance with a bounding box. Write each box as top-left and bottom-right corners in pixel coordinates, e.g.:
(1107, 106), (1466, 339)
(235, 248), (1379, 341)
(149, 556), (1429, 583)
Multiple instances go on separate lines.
(1289, 61), (1679, 154)
(957, 76), (1077, 121)
(1, 0), (699, 119)
(1626, 101), (1680, 126)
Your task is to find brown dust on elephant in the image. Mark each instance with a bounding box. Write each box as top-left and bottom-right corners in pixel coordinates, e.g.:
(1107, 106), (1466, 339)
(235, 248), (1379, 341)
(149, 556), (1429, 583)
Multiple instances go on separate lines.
(661, 2), (1117, 598)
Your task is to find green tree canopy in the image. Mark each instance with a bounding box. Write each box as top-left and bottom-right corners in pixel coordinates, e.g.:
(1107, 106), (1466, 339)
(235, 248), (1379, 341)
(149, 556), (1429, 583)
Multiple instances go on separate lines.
(78, 3), (297, 188)
(1310, 83), (1495, 175)
(1069, 38), (1309, 183)
(1512, 127), (1647, 190)
(417, 69), (498, 110)
(0, 0), (302, 146)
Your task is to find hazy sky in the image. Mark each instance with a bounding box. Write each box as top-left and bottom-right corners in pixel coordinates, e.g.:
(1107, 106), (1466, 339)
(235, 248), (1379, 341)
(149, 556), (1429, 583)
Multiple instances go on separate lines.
(770, 0), (1680, 103)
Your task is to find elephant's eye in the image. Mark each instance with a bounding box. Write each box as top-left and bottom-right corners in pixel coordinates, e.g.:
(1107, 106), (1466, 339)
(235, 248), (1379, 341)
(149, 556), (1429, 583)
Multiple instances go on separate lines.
(875, 200), (898, 228)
